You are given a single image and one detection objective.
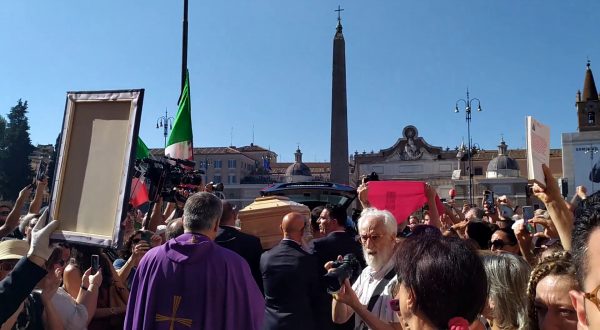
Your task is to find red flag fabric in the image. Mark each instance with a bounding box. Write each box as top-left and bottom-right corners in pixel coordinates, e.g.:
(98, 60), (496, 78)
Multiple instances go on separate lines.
(367, 181), (445, 224)
(130, 177), (149, 207)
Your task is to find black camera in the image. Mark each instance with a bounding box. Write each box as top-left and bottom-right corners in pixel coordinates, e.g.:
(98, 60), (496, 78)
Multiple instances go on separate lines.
(205, 182), (224, 192)
(323, 254), (361, 293)
(134, 156), (203, 203)
(361, 172), (379, 184)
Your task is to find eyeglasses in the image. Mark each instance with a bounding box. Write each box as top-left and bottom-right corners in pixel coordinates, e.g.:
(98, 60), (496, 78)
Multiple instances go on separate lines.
(490, 239), (516, 250)
(389, 299), (400, 312)
(584, 283), (600, 310)
(360, 234), (383, 243)
(0, 261), (17, 272)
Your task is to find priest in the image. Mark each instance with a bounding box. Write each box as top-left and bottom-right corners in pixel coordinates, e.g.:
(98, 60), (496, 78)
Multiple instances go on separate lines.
(125, 192), (265, 330)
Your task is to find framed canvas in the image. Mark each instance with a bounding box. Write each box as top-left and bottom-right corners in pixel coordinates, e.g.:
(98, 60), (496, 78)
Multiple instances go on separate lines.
(49, 90), (144, 248)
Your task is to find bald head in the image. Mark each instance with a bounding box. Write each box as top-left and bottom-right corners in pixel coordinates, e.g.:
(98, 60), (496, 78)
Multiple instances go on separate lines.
(220, 201), (236, 226)
(166, 218), (184, 240)
(281, 212), (306, 242)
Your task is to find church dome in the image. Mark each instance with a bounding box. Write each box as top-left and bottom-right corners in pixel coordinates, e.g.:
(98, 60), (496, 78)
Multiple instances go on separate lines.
(486, 140), (519, 178)
(285, 162), (312, 177)
(285, 148), (312, 182)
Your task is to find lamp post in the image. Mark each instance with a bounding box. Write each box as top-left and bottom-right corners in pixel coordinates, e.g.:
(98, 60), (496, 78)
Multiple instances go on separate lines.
(455, 89), (482, 206)
(199, 157), (211, 184)
(156, 108), (174, 148)
(585, 145), (599, 192)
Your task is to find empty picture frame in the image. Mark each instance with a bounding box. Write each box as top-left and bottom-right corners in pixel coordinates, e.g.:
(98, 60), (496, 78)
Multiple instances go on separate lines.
(49, 90), (144, 248)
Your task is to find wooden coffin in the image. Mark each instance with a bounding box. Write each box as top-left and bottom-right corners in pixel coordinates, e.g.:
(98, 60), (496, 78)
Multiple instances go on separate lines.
(238, 196), (310, 249)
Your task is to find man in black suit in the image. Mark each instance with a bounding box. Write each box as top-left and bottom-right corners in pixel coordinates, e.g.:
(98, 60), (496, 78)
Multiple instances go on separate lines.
(312, 205), (364, 330)
(215, 201), (263, 292)
(260, 212), (323, 330)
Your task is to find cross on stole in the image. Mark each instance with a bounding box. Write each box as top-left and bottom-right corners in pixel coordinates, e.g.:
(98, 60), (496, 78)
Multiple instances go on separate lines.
(155, 296), (193, 329)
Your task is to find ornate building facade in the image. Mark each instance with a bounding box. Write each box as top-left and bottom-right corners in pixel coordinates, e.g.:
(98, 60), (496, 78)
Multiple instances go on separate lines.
(352, 125), (563, 207)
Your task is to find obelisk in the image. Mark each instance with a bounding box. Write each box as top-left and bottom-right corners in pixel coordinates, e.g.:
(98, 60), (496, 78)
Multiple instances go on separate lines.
(330, 6), (349, 185)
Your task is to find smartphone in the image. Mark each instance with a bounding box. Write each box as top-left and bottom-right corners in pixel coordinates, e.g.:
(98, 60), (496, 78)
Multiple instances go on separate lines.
(36, 161), (48, 181)
(141, 231), (152, 244)
(91, 254), (99, 275)
(500, 205), (514, 219)
(522, 206), (535, 233)
(484, 190), (495, 214)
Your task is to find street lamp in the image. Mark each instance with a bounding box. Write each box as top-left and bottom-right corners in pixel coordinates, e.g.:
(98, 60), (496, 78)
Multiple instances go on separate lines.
(585, 145), (599, 192)
(156, 108), (174, 148)
(454, 89), (482, 206)
(199, 157), (212, 184)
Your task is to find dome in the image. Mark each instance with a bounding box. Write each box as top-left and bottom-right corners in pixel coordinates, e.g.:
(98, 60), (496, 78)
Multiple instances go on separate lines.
(284, 148), (313, 182)
(285, 162), (312, 177)
(486, 140), (519, 178)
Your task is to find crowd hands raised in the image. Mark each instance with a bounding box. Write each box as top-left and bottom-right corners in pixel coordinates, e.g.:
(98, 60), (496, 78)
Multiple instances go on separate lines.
(0, 178), (168, 330)
(1, 163), (599, 330)
(315, 164), (595, 330)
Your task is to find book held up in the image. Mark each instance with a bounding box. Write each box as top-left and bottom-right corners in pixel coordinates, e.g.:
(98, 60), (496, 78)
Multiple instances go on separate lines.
(526, 116), (550, 188)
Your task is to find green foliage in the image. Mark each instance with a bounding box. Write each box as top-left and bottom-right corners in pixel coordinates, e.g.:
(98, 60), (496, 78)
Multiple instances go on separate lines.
(0, 99), (34, 201)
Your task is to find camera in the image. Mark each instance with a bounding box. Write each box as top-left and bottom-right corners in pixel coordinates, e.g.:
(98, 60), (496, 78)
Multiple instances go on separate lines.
(205, 182), (224, 192)
(361, 172), (379, 185)
(134, 156), (204, 203)
(323, 254), (361, 293)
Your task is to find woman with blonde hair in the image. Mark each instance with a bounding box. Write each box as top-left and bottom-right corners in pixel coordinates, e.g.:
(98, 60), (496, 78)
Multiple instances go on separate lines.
(481, 252), (531, 330)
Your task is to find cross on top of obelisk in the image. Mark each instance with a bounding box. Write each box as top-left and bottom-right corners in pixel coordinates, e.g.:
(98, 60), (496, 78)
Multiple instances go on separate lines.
(335, 5), (344, 24)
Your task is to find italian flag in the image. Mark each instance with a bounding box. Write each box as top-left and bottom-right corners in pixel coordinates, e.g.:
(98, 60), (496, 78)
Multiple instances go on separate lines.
(165, 70), (193, 161)
(130, 137), (150, 207)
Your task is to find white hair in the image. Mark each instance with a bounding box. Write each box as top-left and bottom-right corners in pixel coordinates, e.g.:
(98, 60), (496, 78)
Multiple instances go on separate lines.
(358, 208), (399, 236)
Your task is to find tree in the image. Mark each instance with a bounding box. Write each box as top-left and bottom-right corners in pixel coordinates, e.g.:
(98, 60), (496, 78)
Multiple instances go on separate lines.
(0, 115), (6, 148)
(0, 100), (34, 201)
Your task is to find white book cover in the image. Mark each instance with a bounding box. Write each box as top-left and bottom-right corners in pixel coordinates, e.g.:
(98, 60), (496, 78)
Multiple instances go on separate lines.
(527, 116), (550, 187)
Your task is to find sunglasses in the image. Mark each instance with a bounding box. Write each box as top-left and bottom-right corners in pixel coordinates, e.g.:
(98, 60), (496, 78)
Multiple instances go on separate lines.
(584, 283), (600, 311)
(389, 299), (400, 312)
(0, 211), (9, 217)
(490, 239), (516, 249)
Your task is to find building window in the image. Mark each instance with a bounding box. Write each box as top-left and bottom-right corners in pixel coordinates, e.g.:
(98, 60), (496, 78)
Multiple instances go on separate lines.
(589, 112), (596, 125)
(214, 160), (222, 169)
(228, 159), (236, 169)
(213, 175), (222, 184)
(474, 167), (483, 176)
(228, 175), (237, 184)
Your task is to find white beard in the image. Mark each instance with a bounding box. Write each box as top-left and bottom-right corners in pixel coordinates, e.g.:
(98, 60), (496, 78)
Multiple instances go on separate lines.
(363, 249), (391, 271)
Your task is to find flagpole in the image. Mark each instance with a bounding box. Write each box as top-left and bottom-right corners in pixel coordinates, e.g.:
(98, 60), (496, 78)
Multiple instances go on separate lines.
(181, 0), (188, 92)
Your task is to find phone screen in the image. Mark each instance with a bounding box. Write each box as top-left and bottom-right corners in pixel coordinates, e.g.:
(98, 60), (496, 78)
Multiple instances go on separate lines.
(523, 206), (535, 233)
(141, 231), (152, 244)
(91, 254), (99, 275)
(484, 191), (495, 214)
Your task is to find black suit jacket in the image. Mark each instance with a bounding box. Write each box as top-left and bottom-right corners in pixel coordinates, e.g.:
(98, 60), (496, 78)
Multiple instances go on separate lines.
(215, 225), (264, 292)
(311, 231), (364, 330)
(260, 240), (322, 330)
(0, 257), (47, 324)
(312, 231), (364, 273)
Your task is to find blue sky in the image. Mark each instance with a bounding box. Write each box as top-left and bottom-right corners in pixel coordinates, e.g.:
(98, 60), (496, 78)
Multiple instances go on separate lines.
(1, 1), (598, 162)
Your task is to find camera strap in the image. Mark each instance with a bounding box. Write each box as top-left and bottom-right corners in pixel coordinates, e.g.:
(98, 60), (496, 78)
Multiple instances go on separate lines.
(359, 269), (396, 330)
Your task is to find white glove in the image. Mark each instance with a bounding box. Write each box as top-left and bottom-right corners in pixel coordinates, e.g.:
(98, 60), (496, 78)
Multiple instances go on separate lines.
(27, 210), (59, 261)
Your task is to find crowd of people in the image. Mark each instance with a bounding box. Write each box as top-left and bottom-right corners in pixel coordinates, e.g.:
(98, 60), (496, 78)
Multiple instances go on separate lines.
(0, 162), (599, 330)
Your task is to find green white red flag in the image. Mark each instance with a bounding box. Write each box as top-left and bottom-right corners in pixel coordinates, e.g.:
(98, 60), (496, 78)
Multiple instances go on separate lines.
(165, 70), (193, 161)
(130, 137), (150, 207)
